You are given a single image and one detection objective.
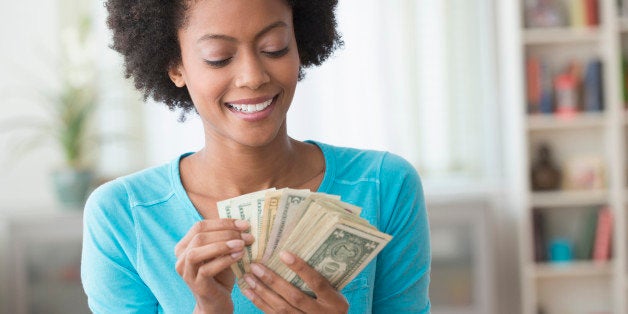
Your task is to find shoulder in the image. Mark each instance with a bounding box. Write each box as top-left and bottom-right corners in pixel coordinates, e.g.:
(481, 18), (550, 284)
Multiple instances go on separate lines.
(314, 141), (419, 183)
(89, 160), (176, 208)
(84, 158), (178, 225)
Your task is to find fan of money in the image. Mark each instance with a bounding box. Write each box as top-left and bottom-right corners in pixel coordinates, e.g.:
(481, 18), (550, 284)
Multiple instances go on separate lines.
(217, 188), (392, 296)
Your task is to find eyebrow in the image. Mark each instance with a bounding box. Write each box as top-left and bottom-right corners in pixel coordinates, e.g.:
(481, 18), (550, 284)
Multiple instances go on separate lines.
(197, 21), (289, 43)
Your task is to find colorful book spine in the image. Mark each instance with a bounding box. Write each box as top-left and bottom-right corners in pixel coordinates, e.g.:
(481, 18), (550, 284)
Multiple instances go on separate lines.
(592, 206), (613, 261)
(540, 60), (554, 114)
(576, 208), (599, 259)
(527, 57), (542, 114)
(584, 0), (599, 26)
(570, 0), (586, 27)
(583, 59), (604, 112)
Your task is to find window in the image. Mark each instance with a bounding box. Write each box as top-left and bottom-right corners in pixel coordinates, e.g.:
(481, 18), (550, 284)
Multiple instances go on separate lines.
(288, 0), (499, 185)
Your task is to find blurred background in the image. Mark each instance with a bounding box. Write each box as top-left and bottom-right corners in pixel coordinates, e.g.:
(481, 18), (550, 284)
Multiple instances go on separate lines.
(1, 0), (627, 314)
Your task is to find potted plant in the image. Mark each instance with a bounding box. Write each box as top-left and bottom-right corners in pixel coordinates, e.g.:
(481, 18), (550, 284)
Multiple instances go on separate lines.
(1, 17), (98, 209)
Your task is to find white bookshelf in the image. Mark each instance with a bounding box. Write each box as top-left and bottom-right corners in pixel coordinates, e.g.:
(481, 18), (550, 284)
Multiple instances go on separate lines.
(527, 112), (606, 131)
(513, 0), (628, 314)
(523, 27), (601, 45)
(530, 189), (609, 207)
(531, 260), (613, 279)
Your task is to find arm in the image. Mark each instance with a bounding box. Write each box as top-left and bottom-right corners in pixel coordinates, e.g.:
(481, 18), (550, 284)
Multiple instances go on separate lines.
(81, 181), (158, 314)
(373, 153), (431, 313)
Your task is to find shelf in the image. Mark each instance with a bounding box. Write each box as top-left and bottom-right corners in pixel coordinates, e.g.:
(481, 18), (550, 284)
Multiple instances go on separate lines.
(527, 112), (606, 131)
(531, 260), (613, 279)
(531, 189), (609, 208)
(619, 17), (628, 32)
(523, 27), (601, 45)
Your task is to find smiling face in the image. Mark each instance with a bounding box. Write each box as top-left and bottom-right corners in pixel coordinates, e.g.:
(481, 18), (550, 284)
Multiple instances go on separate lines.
(169, 0), (300, 148)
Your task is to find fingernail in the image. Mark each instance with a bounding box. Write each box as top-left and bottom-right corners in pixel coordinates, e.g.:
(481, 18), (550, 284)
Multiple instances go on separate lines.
(280, 251), (295, 265)
(231, 251), (244, 259)
(241, 233), (255, 242)
(243, 288), (255, 300)
(244, 275), (257, 289)
(235, 219), (249, 229)
(250, 263), (265, 277)
(226, 239), (244, 249)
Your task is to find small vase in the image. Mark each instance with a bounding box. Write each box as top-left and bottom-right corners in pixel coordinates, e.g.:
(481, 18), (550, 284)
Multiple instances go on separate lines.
(531, 143), (562, 191)
(51, 168), (94, 210)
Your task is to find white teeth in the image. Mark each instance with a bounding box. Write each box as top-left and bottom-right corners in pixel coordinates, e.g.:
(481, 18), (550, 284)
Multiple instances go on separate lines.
(229, 99), (272, 113)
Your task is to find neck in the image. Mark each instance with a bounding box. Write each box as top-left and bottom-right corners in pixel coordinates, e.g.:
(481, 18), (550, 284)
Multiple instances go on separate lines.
(190, 132), (300, 198)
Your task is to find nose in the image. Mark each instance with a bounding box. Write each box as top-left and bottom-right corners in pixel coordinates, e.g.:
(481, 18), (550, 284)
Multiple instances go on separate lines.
(234, 51), (270, 90)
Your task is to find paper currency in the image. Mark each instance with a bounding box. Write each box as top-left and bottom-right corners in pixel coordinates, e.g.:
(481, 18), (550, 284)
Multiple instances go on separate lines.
(217, 188), (275, 277)
(217, 188), (391, 295)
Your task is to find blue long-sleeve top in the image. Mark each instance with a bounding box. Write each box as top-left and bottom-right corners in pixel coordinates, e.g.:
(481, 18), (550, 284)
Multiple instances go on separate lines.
(81, 141), (431, 313)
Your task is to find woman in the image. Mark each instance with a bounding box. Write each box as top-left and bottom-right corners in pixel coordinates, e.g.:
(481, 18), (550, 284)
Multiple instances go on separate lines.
(81, 0), (431, 313)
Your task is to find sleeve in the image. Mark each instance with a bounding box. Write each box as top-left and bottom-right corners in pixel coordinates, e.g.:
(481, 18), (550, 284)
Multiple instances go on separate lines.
(81, 180), (159, 314)
(372, 153), (431, 313)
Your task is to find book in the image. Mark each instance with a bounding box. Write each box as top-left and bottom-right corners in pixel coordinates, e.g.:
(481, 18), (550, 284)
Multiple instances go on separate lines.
(584, 0), (599, 26)
(527, 57), (542, 114)
(583, 59), (604, 112)
(575, 208), (599, 259)
(533, 209), (546, 262)
(592, 206), (612, 261)
(540, 60), (554, 114)
(570, 0), (586, 27)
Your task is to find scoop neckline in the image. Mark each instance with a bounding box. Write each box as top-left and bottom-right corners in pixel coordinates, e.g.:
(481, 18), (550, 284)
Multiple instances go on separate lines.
(170, 140), (334, 220)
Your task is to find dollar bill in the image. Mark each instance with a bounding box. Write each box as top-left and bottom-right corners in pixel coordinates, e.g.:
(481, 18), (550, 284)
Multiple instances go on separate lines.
(288, 222), (391, 294)
(216, 199), (247, 278)
(217, 188), (274, 277)
(262, 188), (311, 262)
(258, 190), (283, 261)
(217, 187), (391, 292)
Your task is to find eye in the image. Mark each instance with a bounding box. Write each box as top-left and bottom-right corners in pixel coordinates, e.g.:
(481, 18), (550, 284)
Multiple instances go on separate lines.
(263, 47), (289, 58)
(204, 58), (232, 68)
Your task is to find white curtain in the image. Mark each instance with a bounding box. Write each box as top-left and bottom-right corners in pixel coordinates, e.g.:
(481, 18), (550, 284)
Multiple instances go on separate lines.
(289, 0), (499, 183)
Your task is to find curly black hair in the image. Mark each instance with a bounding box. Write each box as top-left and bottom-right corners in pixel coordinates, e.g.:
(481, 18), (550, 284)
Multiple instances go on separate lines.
(105, 0), (343, 116)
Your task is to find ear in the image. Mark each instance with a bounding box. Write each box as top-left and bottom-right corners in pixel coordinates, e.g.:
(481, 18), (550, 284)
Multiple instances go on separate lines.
(168, 63), (186, 88)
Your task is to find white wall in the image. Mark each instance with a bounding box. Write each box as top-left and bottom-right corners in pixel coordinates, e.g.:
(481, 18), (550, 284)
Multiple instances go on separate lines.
(0, 1), (62, 212)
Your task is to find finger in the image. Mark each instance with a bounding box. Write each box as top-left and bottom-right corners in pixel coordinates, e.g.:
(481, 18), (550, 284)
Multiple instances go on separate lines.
(196, 250), (244, 280)
(249, 263), (313, 312)
(175, 240), (245, 278)
(175, 219), (249, 256)
(176, 229), (242, 260)
(279, 251), (338, 302)
(188, 230), (254, 250)
(243, 274), (304, 314)
(241, 287), (276, 313)
(176, 219), (250, 254)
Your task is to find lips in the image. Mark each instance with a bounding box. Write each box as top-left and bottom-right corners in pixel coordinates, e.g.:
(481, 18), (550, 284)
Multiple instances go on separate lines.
(224, 94), (278, 121)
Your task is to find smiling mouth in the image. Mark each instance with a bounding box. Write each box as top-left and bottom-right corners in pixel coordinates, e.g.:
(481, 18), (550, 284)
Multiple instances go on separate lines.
(226, 96), (276, 113)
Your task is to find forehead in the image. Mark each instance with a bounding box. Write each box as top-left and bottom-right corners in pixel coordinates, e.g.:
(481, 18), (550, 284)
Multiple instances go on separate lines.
(182, 0), (293, 38)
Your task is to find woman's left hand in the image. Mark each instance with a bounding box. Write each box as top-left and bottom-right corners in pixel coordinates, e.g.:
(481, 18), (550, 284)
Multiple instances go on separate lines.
(242, 251), (349, 314)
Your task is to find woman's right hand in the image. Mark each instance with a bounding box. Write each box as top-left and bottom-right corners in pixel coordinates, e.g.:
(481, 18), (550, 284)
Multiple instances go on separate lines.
(175, 219), (253, 314)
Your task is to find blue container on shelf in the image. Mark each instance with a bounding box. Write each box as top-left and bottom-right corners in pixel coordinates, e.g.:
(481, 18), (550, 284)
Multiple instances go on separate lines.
(548, 238), (573, 263)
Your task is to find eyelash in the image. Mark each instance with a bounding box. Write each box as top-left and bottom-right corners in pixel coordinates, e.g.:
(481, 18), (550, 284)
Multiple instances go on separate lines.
(264, 47), (290, 58)
(204, 47), (290, 68)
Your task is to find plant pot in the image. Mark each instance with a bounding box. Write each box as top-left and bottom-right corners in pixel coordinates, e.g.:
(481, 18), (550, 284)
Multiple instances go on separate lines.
(51, 168), (94, 210)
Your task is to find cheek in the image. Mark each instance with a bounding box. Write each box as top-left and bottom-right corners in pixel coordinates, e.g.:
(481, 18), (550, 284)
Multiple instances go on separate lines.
(272, 53), (300, 91)
(185, 69), (230, 107)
